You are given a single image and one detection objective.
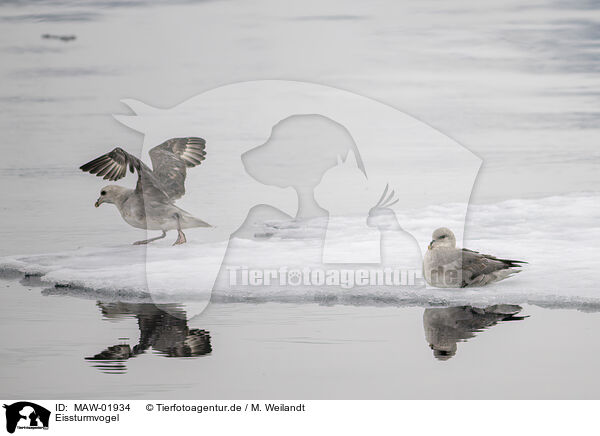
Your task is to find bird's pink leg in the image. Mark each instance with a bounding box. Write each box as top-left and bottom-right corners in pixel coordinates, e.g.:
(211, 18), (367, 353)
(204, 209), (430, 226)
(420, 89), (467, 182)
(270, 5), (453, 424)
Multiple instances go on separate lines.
(133, 230), (166, 245)
(173, 214), (187, 245)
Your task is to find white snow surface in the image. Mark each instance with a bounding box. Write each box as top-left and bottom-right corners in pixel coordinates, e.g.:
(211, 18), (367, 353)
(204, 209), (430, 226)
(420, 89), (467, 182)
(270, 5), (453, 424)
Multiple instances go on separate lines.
(1, 192), (599, 309)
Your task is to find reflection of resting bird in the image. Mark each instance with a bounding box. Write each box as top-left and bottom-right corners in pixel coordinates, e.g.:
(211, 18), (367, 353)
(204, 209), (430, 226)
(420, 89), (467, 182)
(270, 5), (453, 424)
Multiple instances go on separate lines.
(424, 228), (526, 288)
(423, 305), (526, 360)
(80, 137), (211, 245)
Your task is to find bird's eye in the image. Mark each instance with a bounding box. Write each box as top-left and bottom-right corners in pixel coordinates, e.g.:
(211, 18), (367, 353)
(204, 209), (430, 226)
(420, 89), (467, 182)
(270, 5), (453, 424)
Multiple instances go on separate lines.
(101, 191), (106, 196)
(439, 235), (446, 239)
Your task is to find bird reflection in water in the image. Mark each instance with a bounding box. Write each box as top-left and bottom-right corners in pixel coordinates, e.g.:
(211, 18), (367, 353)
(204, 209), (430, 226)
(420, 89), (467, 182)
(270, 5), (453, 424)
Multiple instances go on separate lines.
(86, 302), (212, 373)
(423, 305), (527, 361)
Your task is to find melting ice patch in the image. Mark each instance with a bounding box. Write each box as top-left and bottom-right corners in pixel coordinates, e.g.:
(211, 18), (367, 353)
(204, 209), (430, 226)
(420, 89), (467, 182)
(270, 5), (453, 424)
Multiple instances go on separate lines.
(1, 193), (599, 310)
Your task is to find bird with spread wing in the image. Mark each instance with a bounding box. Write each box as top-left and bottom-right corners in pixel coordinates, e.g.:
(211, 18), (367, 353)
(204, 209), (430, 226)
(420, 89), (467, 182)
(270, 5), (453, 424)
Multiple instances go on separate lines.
(80, 137), (211, 245)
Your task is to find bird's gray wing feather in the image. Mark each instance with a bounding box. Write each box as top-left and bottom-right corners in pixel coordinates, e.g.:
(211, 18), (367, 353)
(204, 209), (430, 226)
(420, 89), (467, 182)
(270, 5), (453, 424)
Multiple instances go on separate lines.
(80, 147), (170, 202)
(460, 248), (525, 286)
(149, 137), (206, 200)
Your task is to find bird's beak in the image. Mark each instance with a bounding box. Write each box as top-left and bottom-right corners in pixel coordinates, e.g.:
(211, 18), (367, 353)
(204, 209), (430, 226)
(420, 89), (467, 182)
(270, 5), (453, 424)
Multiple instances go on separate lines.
(428, 240), (434, 250)
(95, 198), (102, 208)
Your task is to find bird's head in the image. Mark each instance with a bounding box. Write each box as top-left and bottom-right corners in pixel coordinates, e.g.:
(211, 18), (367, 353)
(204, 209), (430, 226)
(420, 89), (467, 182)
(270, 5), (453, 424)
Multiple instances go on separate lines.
(428, 227), (456, 250)
(430, 343), (457, 361)
(95, 185), (125, 208)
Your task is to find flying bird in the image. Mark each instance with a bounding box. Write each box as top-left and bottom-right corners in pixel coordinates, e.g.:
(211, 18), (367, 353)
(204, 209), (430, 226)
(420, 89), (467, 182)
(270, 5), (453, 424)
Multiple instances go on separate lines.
(80, 137), (211, 245)
(423, 227), (526, 287)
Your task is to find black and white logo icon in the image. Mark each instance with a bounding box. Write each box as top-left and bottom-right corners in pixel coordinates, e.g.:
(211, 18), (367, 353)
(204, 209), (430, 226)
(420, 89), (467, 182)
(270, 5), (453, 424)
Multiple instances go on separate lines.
(3, 402), (50, 434)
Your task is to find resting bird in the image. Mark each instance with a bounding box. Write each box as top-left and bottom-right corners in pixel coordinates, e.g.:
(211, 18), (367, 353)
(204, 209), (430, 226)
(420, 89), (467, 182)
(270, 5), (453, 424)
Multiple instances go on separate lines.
(423, 227), (526, 288)
(80, 137), (211, 245)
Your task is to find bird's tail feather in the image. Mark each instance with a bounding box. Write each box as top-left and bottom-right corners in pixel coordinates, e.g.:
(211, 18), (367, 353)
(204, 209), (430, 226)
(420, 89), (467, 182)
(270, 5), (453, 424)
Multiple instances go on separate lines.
(500, 258), (528, 268)
(185, 216), (212, 228)
(174, 207), (212, 229)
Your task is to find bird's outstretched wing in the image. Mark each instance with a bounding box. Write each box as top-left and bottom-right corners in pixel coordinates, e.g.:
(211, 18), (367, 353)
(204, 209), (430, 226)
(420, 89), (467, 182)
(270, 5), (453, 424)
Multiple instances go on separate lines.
(80, 147), (140, 181)
(80, 147), (169, 201)
(149, 137), (206, 201)
(460, 248), (527, 287)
